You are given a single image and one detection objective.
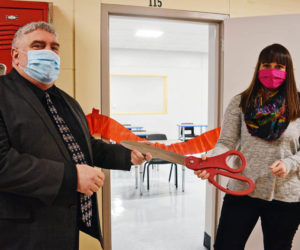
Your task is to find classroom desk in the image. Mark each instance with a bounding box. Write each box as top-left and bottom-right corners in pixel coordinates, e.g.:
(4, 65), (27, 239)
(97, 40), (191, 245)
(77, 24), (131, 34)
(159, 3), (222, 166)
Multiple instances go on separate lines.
(133, 130), (161, 139)
(133, 131), (148, 138)
(124, 125), (144, 131)
(177, 124), (208, 141)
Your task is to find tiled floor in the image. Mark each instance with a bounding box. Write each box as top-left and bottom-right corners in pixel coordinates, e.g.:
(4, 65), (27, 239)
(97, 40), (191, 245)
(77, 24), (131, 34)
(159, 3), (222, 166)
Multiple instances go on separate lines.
(111, 164), (208, 250)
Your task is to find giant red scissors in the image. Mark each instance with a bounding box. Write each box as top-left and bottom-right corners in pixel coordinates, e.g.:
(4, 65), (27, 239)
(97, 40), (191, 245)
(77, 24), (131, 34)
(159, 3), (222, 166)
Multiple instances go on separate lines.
(121, 141), (255, 196)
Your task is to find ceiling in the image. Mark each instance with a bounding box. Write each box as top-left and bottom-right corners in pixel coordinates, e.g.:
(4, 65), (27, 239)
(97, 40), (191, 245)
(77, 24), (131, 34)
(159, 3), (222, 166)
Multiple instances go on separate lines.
(109, 15), (209, 53)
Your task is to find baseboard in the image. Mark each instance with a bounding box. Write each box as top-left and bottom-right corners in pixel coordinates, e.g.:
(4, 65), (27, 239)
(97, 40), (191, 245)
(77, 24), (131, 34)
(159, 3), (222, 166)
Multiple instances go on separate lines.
(203, 232), (211, 250)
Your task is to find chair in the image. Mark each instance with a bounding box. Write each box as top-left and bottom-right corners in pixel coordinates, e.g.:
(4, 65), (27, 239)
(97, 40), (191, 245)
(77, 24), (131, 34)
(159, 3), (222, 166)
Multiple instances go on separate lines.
(143, 134), (178, 190)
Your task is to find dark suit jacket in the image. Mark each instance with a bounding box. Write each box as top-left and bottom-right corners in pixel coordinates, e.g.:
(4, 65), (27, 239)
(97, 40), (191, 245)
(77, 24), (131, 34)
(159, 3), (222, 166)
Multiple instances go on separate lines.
(0, 69), (131, 250)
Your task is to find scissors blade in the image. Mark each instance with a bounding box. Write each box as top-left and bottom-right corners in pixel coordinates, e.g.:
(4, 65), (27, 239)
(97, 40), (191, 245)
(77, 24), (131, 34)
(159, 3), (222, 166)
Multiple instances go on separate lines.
(121, 140), (186, 165)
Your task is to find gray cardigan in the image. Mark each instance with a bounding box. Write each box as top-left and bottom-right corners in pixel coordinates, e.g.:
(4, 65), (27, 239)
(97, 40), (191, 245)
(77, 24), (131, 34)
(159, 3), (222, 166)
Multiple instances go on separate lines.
(211, 94), (300, 202)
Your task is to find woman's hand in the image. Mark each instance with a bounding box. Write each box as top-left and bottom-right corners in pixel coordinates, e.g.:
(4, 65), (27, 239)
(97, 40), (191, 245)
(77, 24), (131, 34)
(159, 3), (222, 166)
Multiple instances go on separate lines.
(194, 154), (210, 180)
(269, 160), (287, 178)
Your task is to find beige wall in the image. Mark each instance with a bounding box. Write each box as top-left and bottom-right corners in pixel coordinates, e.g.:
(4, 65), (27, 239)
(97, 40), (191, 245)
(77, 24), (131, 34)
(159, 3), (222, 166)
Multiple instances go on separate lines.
(23, 0), (75, 96)
(75, 0), (101, 113)
(102, 0), (229, 13)
(230, 0), (300, 17)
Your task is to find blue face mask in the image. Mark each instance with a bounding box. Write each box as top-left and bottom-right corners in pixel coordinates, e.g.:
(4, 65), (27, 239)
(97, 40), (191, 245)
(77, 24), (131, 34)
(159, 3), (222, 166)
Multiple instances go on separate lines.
(24, 50), (60, 84)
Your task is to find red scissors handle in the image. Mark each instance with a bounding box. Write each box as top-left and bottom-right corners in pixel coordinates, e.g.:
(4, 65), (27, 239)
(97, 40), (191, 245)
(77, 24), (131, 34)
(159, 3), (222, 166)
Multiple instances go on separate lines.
(206, 169), (255, 196)
(185, 150), (246, 172)
(185, 150), (255, 196)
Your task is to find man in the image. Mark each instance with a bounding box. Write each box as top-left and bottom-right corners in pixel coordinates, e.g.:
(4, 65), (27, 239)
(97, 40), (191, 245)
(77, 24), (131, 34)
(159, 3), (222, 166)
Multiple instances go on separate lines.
(0, 21), (151, 250)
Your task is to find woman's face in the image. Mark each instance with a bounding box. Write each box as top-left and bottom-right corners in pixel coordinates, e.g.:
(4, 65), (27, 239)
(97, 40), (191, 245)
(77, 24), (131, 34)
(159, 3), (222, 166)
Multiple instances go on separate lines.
(259, 61), (286, 71)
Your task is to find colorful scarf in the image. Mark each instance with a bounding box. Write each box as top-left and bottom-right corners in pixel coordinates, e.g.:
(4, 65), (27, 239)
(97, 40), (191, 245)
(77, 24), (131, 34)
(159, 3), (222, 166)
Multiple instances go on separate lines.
(244, 88), (289, 140)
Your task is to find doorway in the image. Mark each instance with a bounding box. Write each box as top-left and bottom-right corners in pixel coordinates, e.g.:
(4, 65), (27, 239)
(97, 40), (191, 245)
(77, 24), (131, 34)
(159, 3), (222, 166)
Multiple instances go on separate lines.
(101, 4), (227, 249)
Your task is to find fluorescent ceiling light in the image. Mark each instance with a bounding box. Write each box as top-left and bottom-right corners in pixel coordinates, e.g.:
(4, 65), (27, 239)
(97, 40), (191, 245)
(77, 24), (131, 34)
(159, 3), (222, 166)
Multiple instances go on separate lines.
(135, 29), (164, 38)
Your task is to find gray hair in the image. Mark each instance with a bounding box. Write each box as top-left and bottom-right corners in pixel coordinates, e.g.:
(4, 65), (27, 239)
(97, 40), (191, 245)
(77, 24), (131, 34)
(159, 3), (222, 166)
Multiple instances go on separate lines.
(12, 21), (57, 48)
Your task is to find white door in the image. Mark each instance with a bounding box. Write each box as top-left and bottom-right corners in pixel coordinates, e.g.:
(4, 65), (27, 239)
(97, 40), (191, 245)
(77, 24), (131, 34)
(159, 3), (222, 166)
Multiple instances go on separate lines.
(223, 14), (300, 250)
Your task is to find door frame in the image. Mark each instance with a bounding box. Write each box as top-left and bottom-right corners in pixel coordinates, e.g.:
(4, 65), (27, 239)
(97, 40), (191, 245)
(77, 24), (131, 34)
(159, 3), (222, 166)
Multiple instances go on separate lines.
(100, 4), (228, 249)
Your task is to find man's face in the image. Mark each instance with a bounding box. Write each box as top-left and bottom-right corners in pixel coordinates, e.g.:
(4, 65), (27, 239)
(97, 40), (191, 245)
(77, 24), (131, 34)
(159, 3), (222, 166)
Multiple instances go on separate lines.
(12, 29), (60, 86)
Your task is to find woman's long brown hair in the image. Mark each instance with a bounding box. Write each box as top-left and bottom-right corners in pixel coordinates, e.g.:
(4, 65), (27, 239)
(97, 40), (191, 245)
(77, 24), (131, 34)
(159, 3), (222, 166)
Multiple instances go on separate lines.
(240, 43), (300, 121)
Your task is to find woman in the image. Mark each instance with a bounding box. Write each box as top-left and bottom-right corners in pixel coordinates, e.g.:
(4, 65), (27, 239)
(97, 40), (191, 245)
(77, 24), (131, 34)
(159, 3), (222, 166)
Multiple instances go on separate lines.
(195, 44), (300, 250)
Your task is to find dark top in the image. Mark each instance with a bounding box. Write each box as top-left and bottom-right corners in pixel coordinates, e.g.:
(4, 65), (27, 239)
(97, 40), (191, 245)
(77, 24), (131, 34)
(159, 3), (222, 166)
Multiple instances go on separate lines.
(12, 69), (82, 199)
(0, 68), (132, 249)
(24, 76), (85, 197)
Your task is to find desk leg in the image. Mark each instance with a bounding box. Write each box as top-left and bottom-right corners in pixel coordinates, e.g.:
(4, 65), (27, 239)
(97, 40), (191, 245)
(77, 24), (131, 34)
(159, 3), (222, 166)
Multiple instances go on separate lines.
(182, 165), (185, 192)
(135, 165), (138, 189)
(139, 164), (144, 196)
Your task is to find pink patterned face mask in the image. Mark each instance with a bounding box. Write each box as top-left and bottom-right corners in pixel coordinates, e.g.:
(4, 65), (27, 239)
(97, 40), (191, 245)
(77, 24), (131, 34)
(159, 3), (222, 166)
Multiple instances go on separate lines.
(258, 68), (287, 89)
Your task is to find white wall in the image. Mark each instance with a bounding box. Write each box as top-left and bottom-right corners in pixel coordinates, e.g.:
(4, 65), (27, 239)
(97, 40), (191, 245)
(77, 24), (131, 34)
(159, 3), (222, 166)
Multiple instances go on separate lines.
(110, 48), (208, 139)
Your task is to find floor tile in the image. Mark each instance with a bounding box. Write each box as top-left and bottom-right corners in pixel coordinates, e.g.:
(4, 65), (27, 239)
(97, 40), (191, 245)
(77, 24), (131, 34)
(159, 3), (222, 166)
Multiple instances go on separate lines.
(111, 165), (208, 250)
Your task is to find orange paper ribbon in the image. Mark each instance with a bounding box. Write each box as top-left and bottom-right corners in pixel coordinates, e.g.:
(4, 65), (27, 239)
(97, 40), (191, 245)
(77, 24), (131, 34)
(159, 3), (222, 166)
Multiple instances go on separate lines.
(86, 108), (220, 155)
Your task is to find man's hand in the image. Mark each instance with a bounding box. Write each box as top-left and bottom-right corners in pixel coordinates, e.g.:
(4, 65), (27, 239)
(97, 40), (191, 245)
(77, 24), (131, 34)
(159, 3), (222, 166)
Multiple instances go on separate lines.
(131, 149), (152, 165)
(269, 160), (287, 178)
(76, 164), (105, 196)
(194, 154), (210, 180)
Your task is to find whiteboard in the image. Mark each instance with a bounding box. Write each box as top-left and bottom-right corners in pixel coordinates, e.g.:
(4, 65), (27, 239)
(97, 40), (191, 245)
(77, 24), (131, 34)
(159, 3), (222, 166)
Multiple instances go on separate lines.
(110, 74), (168, 114)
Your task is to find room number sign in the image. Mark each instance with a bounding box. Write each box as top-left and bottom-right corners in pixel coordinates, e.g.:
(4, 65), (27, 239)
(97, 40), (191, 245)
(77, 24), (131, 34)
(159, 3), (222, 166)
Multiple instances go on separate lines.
(149, 0), (162, 7)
